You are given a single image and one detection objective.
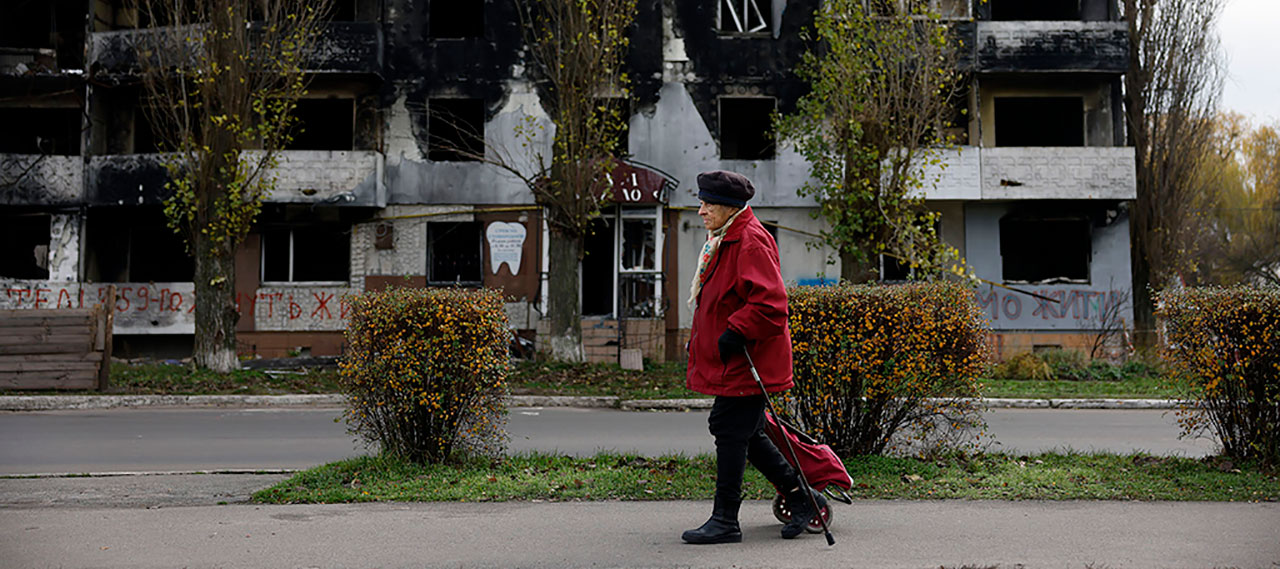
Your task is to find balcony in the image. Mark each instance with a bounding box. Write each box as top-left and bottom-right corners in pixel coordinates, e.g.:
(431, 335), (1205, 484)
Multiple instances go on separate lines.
(86, 151), (384, 207)
(976, 21), (1127, 73)
(88, 22), (382, 78)
(980, 147), (1135, 200)
(0, 154), (83, 206)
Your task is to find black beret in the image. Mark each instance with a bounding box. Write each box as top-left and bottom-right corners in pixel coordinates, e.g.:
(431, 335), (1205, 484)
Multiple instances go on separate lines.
(696, 170), (755, 208)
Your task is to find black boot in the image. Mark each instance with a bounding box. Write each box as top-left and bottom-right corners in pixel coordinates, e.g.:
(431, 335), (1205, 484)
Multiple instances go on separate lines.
(681, 497), (742, 544)
(781, 486), (826, 539)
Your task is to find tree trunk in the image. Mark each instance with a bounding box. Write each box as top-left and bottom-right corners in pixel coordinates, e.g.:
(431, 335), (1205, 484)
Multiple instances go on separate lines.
(840, 250), (878, 284)
(192, 232), (240, 372)
(544, 228), (584, 361)
(1129, 221), (1157, 351)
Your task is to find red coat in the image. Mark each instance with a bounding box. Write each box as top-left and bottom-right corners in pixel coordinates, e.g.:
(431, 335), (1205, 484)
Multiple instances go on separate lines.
(687, 208), (794, 396)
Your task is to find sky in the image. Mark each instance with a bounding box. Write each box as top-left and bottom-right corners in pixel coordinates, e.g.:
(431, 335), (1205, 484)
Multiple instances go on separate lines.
(1218, 0), (1280, 123)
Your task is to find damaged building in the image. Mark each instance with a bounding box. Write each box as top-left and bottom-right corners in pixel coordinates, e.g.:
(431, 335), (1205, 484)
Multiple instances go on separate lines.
(1, 0), (1134, 362)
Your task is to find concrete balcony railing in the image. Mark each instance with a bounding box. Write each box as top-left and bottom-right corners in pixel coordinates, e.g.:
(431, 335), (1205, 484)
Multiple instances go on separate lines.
(88, 22), (382, 77)
(0, 154), (83, 206)
(976, 21), (1127, 73)
(980, 146), (1136, 200)
(86, 150), (385, 207)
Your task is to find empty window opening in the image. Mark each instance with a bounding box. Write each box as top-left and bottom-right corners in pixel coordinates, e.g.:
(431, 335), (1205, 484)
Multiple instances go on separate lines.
(261, 226), (350, 283)
(720, 0), (770, 33)
(990, 0), (1080, 21)
(428, 98), (485, 162)
(0, 108), (80, 155)
(595, 98), (631, 157)
(128, 226), (194, 282)
(1000, 217), (1090, 284)
(427, 221), (482, 285)
(881, 254), (912, 281)
(994, 97), (1084, 147)
(719, 97), (776, 160)
(0, 0), (87, 69)
(430, 1), (483, 39)
(581, 218), (616, 317)
(287, 99), (355, 151)
(134, 107), (159, 153)
(0, 215), (51, 279)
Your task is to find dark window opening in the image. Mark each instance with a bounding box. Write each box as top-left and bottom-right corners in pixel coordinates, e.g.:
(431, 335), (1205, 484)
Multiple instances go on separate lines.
(430, 1), (483, 39)
(128, 226), (194, 282)
(0, 0), (87, 69)
(990, 0), (1080, 21)
(85, 211), (193, 282)
(427, 221), (483, 285)
(1000, 217), (1090, 283)
(134, 107), (158, 153)
(0, 215), (51, 279)
(595, 98), (631, 157)
(720, 0), (770, 33)
(581, 218), (615, 316)
(0, 108), (80, 155)
(287, 99), (355, 151)
(881, 254), (912, 281)
(994, 97), (1084, 147)
(261, 226), (350, 283)
(329, 0), (357, 21)
(428, 98), (485, 162)
(720, 97), (775, 160)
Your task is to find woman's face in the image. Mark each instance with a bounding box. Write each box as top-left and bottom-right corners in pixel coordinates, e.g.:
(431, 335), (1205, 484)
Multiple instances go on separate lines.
(698, 201), (738, 231)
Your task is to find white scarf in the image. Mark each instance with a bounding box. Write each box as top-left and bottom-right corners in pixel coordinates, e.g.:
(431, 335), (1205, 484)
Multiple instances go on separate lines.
(688, 206), (748, 311)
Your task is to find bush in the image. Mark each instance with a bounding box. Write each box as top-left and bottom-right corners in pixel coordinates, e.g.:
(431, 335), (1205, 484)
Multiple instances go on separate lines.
(785, 282), (991, 458)
(992, 352), (1053, 381)
(1038, 349), (1086, 378)
(340, 287), (510, 464)
(1159, 286), (1280, 465)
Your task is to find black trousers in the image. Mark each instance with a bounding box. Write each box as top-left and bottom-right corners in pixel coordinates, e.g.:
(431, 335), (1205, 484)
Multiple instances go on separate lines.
(708, 394), (800, 505)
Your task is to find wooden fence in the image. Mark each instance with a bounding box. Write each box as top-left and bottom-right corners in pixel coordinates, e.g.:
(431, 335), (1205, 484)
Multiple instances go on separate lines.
(0, 287), (115, 391)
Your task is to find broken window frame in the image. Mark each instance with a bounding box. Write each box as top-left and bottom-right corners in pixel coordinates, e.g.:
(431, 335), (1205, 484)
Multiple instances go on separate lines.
(540, 205), (665, 320)
(719, 0), (772, 35)
(260, 226), (351, 285)
(425, 220), (484, 286)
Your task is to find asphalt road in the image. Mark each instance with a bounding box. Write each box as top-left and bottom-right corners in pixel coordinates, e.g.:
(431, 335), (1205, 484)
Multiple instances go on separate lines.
(0, 406), (1214, 475)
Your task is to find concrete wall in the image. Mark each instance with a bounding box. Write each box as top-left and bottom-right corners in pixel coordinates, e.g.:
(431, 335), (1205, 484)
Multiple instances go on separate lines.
(0, 155), (82, 206)
(981, 147), (1136, 200)
(964, 202), (1134, 332)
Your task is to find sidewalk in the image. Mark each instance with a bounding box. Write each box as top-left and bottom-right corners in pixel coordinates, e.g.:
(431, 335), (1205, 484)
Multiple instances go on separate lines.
(0, 393), (1181, 411)
(2, 499), (1277, 568)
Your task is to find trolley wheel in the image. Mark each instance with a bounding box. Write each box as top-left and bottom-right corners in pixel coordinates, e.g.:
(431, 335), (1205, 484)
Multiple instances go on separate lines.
(771, 492), (834, 534)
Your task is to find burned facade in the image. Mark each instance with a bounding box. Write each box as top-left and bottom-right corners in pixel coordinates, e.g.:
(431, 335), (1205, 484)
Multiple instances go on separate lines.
(1, 0), (1134, 362)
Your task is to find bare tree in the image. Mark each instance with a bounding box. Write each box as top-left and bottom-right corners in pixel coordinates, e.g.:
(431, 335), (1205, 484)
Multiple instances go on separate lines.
(774, 0), (969, 283)
(1123, 0), (1226, 347)
(136, 0), (330, 372)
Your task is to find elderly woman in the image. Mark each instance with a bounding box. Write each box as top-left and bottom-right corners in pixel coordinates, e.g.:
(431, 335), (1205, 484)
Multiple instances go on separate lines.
(681, 170), (825, 544)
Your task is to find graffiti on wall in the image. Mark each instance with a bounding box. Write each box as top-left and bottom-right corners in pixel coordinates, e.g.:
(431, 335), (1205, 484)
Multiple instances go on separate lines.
(2, 281), (353, 333)
(975, 287), (1131, 330)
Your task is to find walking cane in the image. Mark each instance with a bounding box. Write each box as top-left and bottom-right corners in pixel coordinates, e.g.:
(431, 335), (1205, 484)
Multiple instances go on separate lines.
(744, 350), (836, 547)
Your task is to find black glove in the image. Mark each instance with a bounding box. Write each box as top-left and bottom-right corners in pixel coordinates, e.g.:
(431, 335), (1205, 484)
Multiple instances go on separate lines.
(718, 328), (747, 363)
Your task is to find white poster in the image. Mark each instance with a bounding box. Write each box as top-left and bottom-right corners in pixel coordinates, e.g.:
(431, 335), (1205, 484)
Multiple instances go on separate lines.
(486, 221), (526, 275)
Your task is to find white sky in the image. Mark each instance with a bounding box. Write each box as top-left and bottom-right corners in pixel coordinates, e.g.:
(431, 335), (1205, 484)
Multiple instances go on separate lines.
(1218, 0), (1280, 123)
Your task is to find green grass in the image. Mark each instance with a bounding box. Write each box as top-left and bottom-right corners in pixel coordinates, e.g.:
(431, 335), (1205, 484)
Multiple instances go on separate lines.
(980, 375), (1176, 399)
(104, 363), (343, 395)
(92, 360), (1175, 400)
(509, 360), (698, 400)
(252, 451), (1279, 504)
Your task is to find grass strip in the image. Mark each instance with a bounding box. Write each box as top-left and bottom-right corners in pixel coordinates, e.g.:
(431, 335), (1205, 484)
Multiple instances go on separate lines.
(981, 376), (1175, 399)
(106, 363), (343, 395)
(252, 452), (1278, 504)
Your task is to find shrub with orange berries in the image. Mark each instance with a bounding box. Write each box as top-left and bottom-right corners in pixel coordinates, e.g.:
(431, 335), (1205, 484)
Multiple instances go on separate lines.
(784, 282), (991, 458)
(1159, 286), (1279, 465)
(340, 286), (510, 465)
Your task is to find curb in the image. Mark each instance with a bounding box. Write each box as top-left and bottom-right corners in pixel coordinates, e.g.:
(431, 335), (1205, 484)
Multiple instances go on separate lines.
(0, 394), (1179, 412)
